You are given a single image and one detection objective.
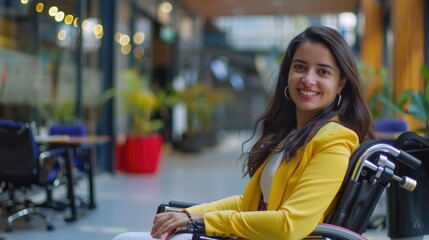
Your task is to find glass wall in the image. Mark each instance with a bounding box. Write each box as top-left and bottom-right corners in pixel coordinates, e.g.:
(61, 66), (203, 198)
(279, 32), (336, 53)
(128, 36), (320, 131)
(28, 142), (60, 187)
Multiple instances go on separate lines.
(114, 0), (155, 137)
(113, 0), (200, 143)
(0, 0), (102, 134)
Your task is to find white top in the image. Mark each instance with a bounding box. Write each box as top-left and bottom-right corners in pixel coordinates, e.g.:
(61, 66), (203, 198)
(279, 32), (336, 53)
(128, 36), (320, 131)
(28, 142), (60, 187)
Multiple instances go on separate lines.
(260, 148), (285, 203)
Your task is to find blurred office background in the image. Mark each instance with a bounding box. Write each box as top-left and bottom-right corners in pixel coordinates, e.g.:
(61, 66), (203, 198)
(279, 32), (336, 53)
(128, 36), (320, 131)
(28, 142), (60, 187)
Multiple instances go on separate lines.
(0, 1), (428, 238)
(0, 0), (427, 173)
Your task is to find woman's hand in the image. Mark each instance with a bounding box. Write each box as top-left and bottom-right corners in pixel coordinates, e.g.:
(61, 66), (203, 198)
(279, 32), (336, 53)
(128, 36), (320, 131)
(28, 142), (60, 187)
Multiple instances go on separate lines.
(150, 211), (203, 239)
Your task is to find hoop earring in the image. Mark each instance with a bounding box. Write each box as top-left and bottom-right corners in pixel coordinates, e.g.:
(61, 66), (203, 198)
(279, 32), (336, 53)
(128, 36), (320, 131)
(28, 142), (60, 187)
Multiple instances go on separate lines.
(284, 86), (291, 99)
(337, 94), (342, 107)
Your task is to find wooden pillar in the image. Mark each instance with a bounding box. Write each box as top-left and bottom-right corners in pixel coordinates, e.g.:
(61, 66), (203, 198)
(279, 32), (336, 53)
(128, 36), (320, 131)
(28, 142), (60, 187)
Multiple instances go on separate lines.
(359, 0), (384, 101)
(391, 0), (425, 129)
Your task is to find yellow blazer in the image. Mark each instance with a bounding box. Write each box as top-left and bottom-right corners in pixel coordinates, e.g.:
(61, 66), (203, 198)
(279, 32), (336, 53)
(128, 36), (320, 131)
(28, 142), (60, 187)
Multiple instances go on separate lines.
(187, 121), (359, 240)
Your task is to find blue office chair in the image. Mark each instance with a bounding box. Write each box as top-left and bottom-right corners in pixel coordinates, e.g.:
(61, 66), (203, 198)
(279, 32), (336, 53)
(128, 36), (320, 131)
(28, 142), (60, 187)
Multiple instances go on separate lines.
(47, 122), (92, 210)
(374, 118), (409, 145)
(374, 118), (409, 132)
(0, 120), (66, 231)
(49, 122), (88, 171)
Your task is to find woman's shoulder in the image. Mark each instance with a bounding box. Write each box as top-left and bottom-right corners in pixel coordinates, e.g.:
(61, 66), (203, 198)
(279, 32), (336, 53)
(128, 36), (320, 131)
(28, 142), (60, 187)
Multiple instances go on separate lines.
(305, 121), (360, 155)
(313, 121), (359, 143)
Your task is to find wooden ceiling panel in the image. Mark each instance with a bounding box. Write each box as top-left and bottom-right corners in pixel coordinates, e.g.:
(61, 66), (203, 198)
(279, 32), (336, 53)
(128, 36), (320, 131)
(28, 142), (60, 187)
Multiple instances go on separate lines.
(182, 0), (359, 18)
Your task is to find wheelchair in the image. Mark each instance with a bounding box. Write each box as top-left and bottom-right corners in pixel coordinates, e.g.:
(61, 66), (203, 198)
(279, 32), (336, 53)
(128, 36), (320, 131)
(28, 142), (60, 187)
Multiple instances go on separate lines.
(157, 133), (424, 240)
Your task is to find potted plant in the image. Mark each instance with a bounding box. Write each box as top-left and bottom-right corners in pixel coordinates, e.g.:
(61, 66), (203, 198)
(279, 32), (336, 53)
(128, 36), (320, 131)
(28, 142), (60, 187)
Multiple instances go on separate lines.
(38, 101), (76, 125)
(103, 69), (173, 173)
(174, 83), (230, 152)
(383, 65), (429, 136)
(359, 63), (397, 119)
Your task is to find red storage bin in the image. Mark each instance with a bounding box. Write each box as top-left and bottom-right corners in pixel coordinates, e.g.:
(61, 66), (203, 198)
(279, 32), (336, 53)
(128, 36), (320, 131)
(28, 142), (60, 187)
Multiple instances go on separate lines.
(124, 134), (163, 174)
(115, 142), (126, 171)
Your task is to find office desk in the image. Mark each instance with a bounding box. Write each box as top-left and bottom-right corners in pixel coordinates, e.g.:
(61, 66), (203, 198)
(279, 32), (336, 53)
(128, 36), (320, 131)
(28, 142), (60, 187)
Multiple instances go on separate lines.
(36, 135), (110, 222)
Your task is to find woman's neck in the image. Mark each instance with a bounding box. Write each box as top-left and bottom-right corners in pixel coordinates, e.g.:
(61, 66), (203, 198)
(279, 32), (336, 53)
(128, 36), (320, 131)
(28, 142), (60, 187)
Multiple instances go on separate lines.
(296, 111), (315, 130)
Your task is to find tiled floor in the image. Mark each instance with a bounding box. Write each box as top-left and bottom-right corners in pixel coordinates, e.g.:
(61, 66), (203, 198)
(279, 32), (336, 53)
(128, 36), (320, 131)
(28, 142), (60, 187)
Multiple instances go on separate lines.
(0, 131), (419, 240)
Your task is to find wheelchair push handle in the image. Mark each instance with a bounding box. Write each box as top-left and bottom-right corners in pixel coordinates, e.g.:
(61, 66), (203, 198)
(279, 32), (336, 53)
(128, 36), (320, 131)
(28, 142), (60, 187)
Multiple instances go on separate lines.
(365, 143), (421, 169)
(397, 150), (421, 170)
(353, 143), (421, 187)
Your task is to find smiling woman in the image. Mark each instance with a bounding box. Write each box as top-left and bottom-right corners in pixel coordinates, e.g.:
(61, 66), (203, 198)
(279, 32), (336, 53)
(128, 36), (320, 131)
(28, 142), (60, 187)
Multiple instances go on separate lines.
(112, 25), (374, 240)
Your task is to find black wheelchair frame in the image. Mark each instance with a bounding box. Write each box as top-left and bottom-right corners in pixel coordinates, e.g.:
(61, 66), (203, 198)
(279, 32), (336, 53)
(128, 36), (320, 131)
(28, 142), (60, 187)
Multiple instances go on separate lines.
(158, 133), (424, 240)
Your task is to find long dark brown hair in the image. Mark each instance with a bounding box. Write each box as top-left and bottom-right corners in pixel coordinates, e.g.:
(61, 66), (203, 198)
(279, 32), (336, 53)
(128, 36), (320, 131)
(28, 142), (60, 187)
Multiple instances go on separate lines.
(242, 25), (374, 177)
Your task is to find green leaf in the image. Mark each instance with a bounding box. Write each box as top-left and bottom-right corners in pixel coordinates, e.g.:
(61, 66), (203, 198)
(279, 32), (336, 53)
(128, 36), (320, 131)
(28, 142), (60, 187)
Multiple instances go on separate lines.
(425, 83), (429, 104)
(407, 92), (428, 122)
(421, 65), (429, 84)
(380, 97), (406, 115)
(396, 91), (414, 106)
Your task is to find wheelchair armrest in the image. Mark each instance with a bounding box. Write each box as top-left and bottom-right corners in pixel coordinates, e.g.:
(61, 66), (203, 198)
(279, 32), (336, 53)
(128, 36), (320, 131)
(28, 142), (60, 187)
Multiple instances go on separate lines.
(168, 201), (198, 208)
(157, 201), (198, 214)
(308, 223), (368, 240)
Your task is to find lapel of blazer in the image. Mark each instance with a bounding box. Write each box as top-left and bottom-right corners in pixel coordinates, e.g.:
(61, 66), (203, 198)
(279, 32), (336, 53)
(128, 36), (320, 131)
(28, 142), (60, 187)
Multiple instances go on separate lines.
(268, 147), (306, 210)
(242, 144), (307, 211)
(241, 157), (269, 211)
(267, 160), (289, 210)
